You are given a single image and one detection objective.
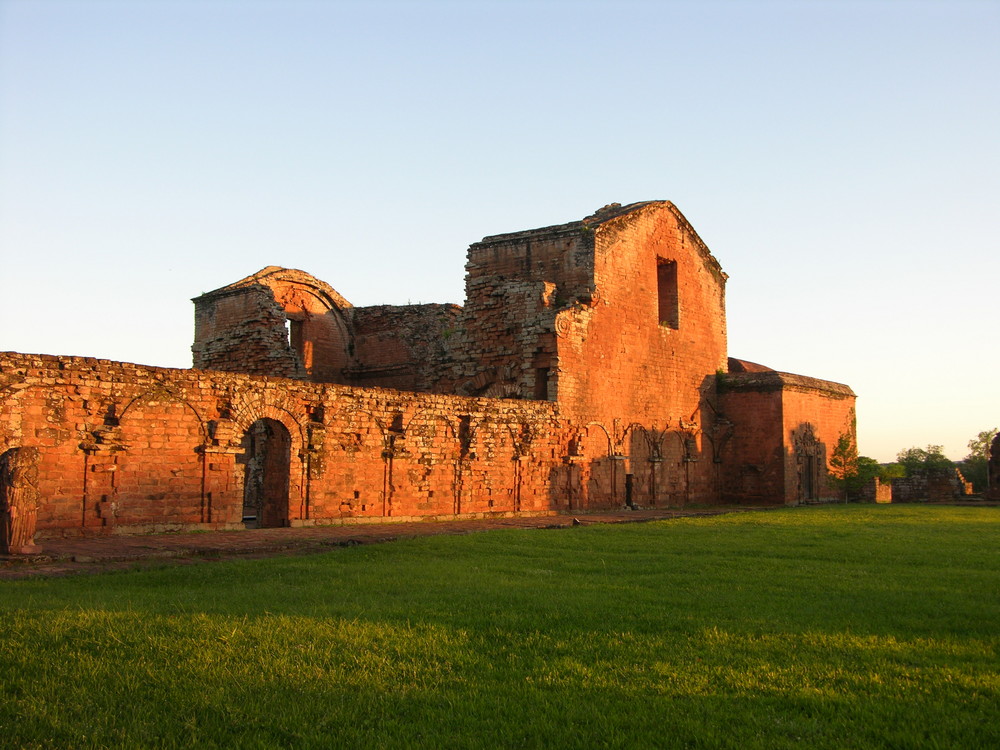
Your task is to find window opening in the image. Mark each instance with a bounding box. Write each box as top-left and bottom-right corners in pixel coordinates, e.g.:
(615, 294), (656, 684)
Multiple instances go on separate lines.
(288, 318), (304, 352)
(534, 367), (550, 401)
(657, 258), (679, 329)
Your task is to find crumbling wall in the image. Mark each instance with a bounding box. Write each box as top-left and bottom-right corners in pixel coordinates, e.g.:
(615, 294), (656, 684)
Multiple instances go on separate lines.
(2, 201), (865, 535)
(192, 285), (305, 379)
(858, 478), (893, 503)
(456, 223), (587, 400)
(192, 267), (353, 384)
(348, 303), (463, 392)
(451, 203), (732, 506)
(1, 351), (587, 539)
(891, 470), (971, 502)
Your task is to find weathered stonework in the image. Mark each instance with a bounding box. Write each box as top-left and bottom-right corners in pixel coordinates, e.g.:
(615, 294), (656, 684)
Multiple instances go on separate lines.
(2, 201), (857, 546)
(889, 470), (972, 502)
(718, 367), (857, 504)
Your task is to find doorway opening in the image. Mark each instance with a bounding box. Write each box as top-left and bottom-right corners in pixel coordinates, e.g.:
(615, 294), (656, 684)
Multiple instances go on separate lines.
(240, 419), (291, 528)
(802, 455), (817, 501)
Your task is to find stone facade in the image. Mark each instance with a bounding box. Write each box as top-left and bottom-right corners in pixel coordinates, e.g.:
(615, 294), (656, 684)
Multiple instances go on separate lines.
(0, 353), (576, 539)
(2, 201), (857, 546)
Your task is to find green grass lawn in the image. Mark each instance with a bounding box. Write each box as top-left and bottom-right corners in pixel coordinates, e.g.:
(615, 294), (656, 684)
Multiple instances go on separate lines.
(1, 505), (998, 749)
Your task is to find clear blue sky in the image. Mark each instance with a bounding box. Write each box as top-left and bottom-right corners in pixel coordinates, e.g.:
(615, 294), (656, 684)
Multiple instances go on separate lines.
(1, 0), (997, 462)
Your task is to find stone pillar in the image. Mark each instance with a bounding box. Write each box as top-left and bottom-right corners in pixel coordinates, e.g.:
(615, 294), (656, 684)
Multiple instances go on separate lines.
(0, 447), (42, 555)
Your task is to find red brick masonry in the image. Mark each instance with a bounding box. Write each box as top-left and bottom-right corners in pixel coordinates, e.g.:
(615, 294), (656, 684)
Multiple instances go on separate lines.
(1, 201), (855, 548)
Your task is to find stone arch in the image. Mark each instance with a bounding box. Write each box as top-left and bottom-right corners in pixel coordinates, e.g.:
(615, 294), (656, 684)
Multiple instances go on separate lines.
(229, 390), (306, 446)
(192, 266), (354, 383)
(228, 391), (308, 524)
(242, 267), (354, 384)
(629, 424), (671, 507)
(239, 418), (292, 528)
(321, 402), (391, 518)
(274, 283), (353, 384)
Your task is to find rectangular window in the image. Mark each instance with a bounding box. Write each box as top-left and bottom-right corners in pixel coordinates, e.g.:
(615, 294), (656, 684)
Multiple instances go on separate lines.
(289, 318), (303, 352)
(657, 258), (679, 329)
(534, 367), (550, 400)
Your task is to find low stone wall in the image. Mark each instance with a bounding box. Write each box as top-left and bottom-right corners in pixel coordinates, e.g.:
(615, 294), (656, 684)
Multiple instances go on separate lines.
(857, 478), (893, 503)
(2, 352), (584, 540)
(2, 351), (726, 543)
(890, 470), (970, 502)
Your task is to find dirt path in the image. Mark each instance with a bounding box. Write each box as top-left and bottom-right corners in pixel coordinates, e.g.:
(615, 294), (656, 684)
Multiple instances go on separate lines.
(0, 506), (777, 580)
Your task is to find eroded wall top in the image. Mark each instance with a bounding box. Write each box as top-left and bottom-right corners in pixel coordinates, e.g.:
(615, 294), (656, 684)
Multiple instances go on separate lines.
(192, 266), (353, 383)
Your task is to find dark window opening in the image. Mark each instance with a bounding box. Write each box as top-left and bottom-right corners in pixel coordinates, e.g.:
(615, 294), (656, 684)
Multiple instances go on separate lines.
(534, 367), (550, 400)
(288, 318), (304, 353)
(657, 258), (679, 329)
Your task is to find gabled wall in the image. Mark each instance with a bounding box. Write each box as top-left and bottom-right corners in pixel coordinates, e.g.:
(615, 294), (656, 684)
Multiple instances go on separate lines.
(449, 202), (732, 506)
(555, 202), (728, 426)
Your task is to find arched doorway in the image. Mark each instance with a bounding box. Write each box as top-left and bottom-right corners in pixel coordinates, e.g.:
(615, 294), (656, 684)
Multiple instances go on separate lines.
(239, 419), (291, 528)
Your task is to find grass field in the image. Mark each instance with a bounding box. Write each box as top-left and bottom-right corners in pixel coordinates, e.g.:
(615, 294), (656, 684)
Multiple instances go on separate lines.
(1, 505), (998, 749)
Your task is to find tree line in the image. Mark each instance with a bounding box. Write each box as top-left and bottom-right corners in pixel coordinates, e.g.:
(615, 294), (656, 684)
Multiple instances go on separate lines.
(831, 428), (997, 497)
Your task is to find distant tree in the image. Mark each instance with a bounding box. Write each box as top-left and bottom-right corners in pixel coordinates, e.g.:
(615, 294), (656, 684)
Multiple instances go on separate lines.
(967, 429), (998, 461)
(896, 445), (955, 476)
(879, 463), (907, 482)
(828, 432), (859, 501)
(856, 456), (883, 485)
(830, 450), (900, 502)
(960, 428), (998, 493)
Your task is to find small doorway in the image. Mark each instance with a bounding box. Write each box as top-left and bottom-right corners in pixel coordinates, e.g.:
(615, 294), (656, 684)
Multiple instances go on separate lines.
(801, 455), (817, 501)
(239, 419), (291, 528)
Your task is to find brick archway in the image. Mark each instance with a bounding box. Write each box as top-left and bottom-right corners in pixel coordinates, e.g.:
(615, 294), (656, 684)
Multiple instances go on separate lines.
(239, 419), (292, 528)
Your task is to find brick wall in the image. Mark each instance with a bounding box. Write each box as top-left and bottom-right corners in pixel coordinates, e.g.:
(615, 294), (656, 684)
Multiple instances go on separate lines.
(890, 470), (971, 502)
(454, 202), (731, 505)
(717, 385), (785, 503)
(858, 478), (893, 503)
(555, 203), (728, 427)
(1, 351), (582, 538)
(2, 200), (862, 541)
(349, 303), (463, 392)
(192, 285), (306, 379)
(192, 266), (353, 384)
(720, 370), (856, 504)
(989, 434), (1000, 500)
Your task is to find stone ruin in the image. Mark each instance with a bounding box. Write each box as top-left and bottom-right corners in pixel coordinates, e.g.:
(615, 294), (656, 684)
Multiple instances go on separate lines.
(1, 201), (857, 550)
